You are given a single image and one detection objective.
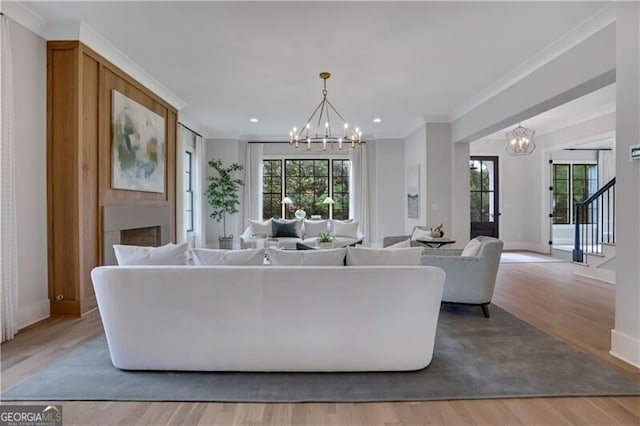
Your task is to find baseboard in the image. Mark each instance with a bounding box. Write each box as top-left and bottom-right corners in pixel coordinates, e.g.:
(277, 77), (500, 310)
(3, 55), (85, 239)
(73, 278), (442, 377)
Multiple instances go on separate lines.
(610, 329), (640, 368)
(18, 299), (50, 330)
(503, 241), (549, 253)
(572, 266), (616, 284)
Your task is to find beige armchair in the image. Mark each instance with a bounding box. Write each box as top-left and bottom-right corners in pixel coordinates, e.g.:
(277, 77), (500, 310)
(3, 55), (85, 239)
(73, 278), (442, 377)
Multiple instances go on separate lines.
(419, 236), (504, 318)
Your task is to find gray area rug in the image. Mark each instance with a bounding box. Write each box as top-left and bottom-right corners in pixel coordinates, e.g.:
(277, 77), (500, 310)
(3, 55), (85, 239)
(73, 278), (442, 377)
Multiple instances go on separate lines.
(3, 305), (638, 402)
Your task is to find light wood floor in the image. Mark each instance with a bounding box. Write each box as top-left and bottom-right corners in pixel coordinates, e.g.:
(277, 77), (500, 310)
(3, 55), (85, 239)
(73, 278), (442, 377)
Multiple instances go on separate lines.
(1, 260), (639, 425)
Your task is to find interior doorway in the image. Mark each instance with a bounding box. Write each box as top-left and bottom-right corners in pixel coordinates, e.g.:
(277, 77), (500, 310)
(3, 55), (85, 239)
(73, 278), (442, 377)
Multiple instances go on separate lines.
(470, 156), (499, 238)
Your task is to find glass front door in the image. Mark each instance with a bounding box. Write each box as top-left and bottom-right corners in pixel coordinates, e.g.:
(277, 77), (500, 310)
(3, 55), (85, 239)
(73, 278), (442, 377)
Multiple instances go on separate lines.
(470, 156), (499, 238)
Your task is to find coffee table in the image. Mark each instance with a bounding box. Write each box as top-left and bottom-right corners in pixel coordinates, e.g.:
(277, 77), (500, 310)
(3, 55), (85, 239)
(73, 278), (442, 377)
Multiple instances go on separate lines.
(416, 237), (456, 248)
(296, 240), (362, 250)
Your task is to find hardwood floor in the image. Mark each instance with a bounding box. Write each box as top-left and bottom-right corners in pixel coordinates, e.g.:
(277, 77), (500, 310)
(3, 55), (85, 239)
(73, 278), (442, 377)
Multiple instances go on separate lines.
(1, 260), (639, 425)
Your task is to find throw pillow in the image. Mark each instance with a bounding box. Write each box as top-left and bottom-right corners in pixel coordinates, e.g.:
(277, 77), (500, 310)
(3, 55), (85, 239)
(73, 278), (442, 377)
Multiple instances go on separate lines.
(346, 246), (423, 266)
(461, 238), (482, 257)
(190, 248), (265, 266)
(411, 227), (431, 241)
(249, 218), (273, 237)
(113, 242), (188, 266)
(386, 238), (411, 249)
(333, 220), (359, 238)
(267, 247), (347, 266)
(272, 219), (302, 238)
(303, 219), (329, 238)
(328, 218), (353, 233)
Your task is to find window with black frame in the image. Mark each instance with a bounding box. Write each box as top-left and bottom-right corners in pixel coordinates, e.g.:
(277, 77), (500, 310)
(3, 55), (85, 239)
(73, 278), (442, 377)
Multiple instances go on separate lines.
(262, 159), (283, 219)
(552, 163), (597, 224)
(184, 150), (194, 232)
(261, 158), (350, 220)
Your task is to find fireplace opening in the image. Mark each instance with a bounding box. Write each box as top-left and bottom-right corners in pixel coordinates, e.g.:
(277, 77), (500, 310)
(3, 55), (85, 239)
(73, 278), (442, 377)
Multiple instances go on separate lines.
(120, 226), (161, 247)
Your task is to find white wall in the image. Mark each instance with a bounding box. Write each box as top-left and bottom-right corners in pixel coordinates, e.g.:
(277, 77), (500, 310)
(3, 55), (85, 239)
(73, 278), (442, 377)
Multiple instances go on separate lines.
(10, 18), (49, 328)
(470, 139), (545, 251)
(611, 1), (640, 367)
(370, 139), (405, 246)
(425, 123), (452, 235)
(404, 125), (427, 234)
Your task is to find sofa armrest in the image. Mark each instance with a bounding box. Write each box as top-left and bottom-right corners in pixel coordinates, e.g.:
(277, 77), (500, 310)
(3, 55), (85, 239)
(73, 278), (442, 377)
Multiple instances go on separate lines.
(239, 226), (255, 249)
(382, 235), (410, 247)
(420, 248), (464, 256)
(419, 255), (493, 304)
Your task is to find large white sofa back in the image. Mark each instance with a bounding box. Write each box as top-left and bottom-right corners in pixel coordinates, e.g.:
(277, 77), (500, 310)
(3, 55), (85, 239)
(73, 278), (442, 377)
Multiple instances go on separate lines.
(91, 265), (445, 372)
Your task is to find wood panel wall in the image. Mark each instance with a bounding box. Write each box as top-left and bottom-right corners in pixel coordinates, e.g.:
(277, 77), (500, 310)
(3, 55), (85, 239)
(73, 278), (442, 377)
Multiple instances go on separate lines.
(47, 41), (177, 316)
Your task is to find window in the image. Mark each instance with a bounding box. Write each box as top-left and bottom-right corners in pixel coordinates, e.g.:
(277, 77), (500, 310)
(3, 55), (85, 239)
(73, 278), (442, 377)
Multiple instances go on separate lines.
(552, 163), (597, 224)
(184, 151), (194, 232)
(262, 160), (282, 219)
(262, 159), (350, 220)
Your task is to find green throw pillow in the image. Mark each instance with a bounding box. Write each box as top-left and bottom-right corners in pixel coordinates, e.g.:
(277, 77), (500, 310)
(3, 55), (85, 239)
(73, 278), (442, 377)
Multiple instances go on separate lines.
(272, 220), (299, 238)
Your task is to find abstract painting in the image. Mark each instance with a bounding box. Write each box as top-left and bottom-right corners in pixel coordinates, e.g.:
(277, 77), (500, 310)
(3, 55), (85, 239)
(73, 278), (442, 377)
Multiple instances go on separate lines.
(407, 164), (420, 219)
(112, 90), (165, 193)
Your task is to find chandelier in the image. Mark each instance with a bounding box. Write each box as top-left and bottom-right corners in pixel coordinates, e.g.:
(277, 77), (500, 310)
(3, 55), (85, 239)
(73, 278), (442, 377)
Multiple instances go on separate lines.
(505, 125), (536, 155)
(289, 72), (363, 151)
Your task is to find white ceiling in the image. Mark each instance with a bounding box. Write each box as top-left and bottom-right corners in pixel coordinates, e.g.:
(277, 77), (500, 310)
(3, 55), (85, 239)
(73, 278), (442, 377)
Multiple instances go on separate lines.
(23, 1), (610, 139)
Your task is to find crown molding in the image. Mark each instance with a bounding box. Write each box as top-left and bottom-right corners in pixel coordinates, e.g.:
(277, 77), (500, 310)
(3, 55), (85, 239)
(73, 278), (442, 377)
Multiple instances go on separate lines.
(1, 0), (47, 36)
(78, 22), (187, 110)
(450, 3), (616, 122)
(3, 1), (186, 110)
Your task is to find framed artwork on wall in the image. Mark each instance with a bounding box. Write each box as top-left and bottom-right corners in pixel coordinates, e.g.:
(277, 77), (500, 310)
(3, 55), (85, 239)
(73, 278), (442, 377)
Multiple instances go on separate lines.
(407, 164), (420, 219)
(111, 90), (165, 193)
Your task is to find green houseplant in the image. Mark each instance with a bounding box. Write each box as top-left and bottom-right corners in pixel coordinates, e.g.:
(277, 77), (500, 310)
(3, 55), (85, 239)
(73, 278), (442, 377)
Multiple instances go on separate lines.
(205, 158), (244, 249)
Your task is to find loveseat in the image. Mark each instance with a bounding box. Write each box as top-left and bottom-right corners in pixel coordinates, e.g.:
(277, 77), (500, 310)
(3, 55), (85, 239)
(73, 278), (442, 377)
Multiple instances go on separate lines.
(91, 265), (445, 372)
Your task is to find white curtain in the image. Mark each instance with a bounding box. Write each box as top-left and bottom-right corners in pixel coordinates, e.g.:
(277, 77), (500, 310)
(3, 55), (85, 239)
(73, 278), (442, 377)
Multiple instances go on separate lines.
(350, 143), (370, 242)
(194, 134), (206, 248)
(176, 125), (188, 243)
(243, 143), (263, 225)
(1, 15), (19, 342)
(598, 149), (615, 187)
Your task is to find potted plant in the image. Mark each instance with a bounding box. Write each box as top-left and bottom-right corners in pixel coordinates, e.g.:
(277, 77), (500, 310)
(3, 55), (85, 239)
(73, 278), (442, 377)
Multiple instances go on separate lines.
(205, 158), (244, 249)
(317, 231), (334, 248)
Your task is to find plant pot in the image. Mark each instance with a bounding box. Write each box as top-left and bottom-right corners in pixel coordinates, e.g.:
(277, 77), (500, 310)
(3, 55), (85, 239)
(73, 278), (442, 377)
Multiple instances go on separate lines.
(219, 235), (234, 250)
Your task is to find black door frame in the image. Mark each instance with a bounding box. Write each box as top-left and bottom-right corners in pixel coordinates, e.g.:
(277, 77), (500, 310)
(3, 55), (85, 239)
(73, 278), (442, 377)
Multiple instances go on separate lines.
(470, 156), (500, 238)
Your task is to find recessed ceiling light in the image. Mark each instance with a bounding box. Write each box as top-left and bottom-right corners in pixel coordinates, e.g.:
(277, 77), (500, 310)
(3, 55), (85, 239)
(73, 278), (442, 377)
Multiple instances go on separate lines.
(373, 118), (382, 123)
(250, 118), (259, 123)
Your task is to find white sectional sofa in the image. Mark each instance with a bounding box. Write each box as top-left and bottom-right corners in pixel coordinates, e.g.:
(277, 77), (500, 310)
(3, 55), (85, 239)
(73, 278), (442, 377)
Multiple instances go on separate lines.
(91, 265), (445, 372)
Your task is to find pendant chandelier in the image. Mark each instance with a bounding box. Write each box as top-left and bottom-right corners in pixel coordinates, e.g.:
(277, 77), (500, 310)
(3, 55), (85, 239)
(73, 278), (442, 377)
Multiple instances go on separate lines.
(505, 124), (536, 155)
(289, 72), (363, 151)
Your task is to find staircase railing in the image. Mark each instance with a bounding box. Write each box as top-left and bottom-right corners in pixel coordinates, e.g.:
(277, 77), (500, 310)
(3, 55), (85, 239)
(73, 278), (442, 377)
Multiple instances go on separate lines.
(573, 177), (615, 263)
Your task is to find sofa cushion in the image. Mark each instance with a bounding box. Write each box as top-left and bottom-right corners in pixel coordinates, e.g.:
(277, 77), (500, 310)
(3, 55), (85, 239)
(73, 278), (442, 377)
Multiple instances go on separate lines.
(113, 242), (188, 266)
(191, 248), (265, 266)
(346, 246), (423, 266)
(249, 218), (273, 237)
(267, 247), (347, 266)
(333, 221), (359, 239)
(304, 219), (328, 238)
(461, 238), (482, 257)
(273, 219), (303, 238)
(386, 238), (411, 248)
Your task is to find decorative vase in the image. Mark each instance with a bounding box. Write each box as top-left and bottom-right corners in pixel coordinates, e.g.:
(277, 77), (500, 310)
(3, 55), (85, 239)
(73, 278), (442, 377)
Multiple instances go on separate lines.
(218, 235), (234, 250)
(294, 209), (306, 220)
